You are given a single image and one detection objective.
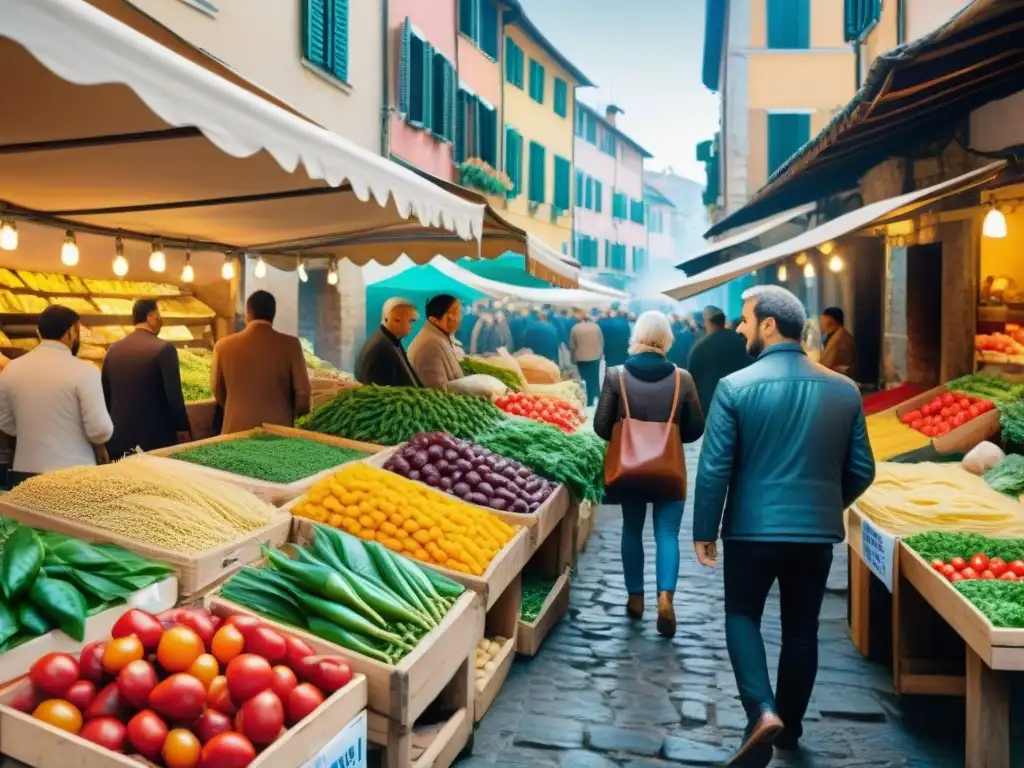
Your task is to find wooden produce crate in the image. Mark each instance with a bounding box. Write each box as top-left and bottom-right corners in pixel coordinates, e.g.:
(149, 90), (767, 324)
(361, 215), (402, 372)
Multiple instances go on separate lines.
(575, 501), (595, 556)
(516, 567), (571, 657)
(0, 670), (368, 767)
(144, 424), (382, 506)
(0, 499), (291, 600)
(184, 397), (218, 440)
(473, 635), (515, 723)
(878, 384), (1000, 458)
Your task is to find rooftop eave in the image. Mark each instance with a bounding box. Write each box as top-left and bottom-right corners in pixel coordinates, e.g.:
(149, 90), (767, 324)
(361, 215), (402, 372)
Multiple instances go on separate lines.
(502, 1), (594, 87)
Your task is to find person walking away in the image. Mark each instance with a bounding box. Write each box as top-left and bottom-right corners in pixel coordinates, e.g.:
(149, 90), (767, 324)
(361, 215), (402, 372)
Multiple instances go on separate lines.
(688, 306), (752, 417)
(819, 306), (857, 379)
(470, 310), (497, 355)
(102, 299), (190, 460)
(667, 315), (696, 369)
(599, 310), (630, 367)
(509, 306), (532, 351)
(492, 309), (513, 351)
(212, 290), (310, 434)
(0, 305), (113, 479)
(356, 297), (421, 387)
(407, 294), (465, 389)
(456, 299), (485, 352)
(522, 311), (561, 363)
(691, 286), (875, 766)
(570, 309), (604, 406)
(594, 312), (705, 638)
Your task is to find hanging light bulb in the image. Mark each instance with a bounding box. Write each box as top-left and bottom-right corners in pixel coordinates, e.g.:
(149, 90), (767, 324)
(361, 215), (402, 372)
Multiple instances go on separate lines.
(794, 251), (808, 266)
(60, 230), (79, 267)
(254, 256), (267, 279)
(327, 261), (338, 286)
(148, 240), (166, 272)
(181, 251), (195, 283)
(776, 264), (787, 282)
(221, 254), (236, 281)
(297, 262), (308, 283)
(828, 254), (844, 273)
(112, 237), (129, 277)
(0, 221), (18, 251)
(803, 262), (815, 279)
(983, 203), (1007, 239)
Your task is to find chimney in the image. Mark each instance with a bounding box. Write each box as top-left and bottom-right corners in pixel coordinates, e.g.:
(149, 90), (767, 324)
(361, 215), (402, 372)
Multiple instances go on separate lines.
(605, 104), (624, 126)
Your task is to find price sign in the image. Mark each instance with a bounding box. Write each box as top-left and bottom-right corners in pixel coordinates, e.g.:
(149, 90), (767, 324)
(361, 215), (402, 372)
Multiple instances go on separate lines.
(861, 517), (896, 592)
(301, 710), (367, 768)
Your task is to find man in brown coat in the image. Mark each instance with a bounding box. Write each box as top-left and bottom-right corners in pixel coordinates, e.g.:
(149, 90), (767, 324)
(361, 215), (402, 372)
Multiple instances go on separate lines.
(211, 290), (311, 434)
(819, 306), (858, 381)
(407, 294), (465, 389)
(101, 298), (191, 460)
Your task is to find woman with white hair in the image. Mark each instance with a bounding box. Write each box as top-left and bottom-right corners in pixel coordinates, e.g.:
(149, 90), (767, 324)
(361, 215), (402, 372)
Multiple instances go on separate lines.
(593, 310), (705, 638)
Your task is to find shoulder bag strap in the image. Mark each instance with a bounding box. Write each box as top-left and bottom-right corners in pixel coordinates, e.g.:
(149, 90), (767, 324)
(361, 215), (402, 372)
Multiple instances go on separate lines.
(666, 369), (682, 423)
(617, 367), (632, 419)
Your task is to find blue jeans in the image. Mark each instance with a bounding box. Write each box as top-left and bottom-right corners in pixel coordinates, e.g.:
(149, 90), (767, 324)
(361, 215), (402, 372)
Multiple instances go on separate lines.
(620, 500), (685, 594)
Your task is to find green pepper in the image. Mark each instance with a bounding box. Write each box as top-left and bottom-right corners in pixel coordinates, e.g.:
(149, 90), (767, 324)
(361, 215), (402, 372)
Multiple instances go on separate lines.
(29, 575), (87, 641)
(0, 525), (44, 600)
(18, 601), (52, 636)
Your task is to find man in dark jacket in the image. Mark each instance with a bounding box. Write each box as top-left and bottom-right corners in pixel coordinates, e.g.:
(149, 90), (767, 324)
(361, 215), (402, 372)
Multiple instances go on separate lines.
(599, 310), (630, 367)
(692, 285), (875, 767)
(667, 315), (696, 368)
(101, 298), (190, 459)
(687, 306), (751, 416)
(522, 311), (561, 363)
(355, 297), (421, 387)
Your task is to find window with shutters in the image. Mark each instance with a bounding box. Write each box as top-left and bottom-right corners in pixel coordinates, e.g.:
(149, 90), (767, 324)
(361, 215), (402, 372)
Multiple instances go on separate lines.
(302, 0), (349, 82)
(575, 171), (585, 208)
(505, 38), (525, 89)
(504, 125), (523, 198)
(529, 59), (545, 104)
(632, 247), (647, 273)
(612, 192), (628, 220)
(585, 177), (594, 210)
(766, 0), (810, 49)
(574, 107), (585, 137)
(605, 242), (626, 272)
(594, 180), (603, 213)
(554, 156), (571, 212)
(629, 199), (646, 225)
(599, 127), (616, 157)
(767, 112), (811, 175)
(456, 89), (498, 167)
(576, 235), (598, 268)
(459, 0), (500, 59)
(400, 23), (456, 143)
(406, 34), (426, 126)
(553, 78), (568, 118)
(528, 142), (546, 204)
(648, 208), (664, 234)
(843, 0), (882, 41)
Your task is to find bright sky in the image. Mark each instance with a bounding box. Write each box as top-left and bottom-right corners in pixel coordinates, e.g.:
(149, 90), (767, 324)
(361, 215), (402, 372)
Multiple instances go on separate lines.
(517, 0), (720, 183)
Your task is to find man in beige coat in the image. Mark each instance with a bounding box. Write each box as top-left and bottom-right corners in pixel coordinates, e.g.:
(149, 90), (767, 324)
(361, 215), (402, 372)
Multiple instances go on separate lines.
(211, 290), (311, 434)
(407, 294), (465, 389)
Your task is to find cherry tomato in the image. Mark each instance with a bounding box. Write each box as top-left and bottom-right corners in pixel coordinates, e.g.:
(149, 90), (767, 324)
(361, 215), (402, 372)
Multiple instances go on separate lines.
(1000, 571), (1019, 582)
(148, 674), (207, 722)
(111, 609), (164, 652)
(245, 626), (287, 663)
(989, 558), (1008, 577)
(905, 409), (922, 422)
(286, 683), (325, 726)
(958, 398), (971, 410)
(942, 393), (955, 406)
(163, 728), (202, 768)
(921, 404), (934, 417)
(65, 680), (96, 712)
(79, 716), (127, 752)
(29, 653), (80, 698)
(951, 572), (966, 583)
(206, 675), (237, 716)
(9, 683), (44, 714)
(922, 426), (936, 438)
(236, 689), (284, 746)
(951, 557), (967, 571)
(78, 641), (107, 684)
(193, 708), (233, 745)
(982, 570), (996, 580)
(225, 654), (273, 704)
(223, 614), (261, 640)
(284, 635), (315, 668)
(961, 567), (979, 580)
(126, 709), (168, 762)
(157, 625), (204, 673)
(970, 553), (990, 572)
(188, 653), (220, 690)
(117, 659), (159, 708)
(199, 732), (256, 768)
(32, 699), (83, 735)
(211, 625), (245, 665)
(1011, 560), (1024, 577)
(102, 636), (144, 674)
(968, 405), (981, 418)
(176, 610), (217, 649)
(940, 563), (957, 579)
(270, 665), (298, 700)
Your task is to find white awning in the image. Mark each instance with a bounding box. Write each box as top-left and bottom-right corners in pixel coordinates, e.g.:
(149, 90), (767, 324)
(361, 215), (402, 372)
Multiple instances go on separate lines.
(676, 203), (816, 272)
(430, 259), (617, 309)
(0, 0), (484, 267)
(664, 162), (1006, 300)
(578, 278), (630, 300)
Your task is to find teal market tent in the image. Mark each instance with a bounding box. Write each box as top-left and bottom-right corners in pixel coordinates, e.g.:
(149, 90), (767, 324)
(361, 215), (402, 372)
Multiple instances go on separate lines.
(456, 253), (550, 289)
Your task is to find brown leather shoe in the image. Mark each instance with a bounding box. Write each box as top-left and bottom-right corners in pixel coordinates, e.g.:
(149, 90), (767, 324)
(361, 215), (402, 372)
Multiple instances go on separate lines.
(626, 593), (644, 619)
(727, 710), (784, 766)
(656, 591), (676, 638)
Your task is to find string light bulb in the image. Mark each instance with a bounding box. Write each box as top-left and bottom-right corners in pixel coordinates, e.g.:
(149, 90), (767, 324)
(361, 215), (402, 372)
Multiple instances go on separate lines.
(327, 261), (338, 286)
(297, 262), (308, 283)
(776, 264), (787, 282)
(0, 221), (17, 251)
(983, 203), (1007, 239)
(181, 251), (195, 283)
(254, 256), (267, 279)
(803, 262), (815, 279)
(828, 254), (844, 273)
(221, 254), (235, 281)
(794, 251), (808, 266)
(60, 230), (79, 267)
(112, 237), (129, 277)
(148, 240), (166, 272)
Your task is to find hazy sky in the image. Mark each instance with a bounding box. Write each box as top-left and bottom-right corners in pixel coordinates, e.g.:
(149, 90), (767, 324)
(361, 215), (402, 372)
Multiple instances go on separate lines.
(518, 0), (720, 183)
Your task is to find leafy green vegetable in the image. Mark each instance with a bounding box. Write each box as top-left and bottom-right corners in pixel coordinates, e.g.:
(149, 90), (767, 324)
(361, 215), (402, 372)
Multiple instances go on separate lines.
(955, 581), (1024, 628)
(998, 399), (1024, 445)
(984, 454), (1024, 496)
(459, 358), (522, 391)
(946, 373), (1024, 403)
(179, 348), (213, 403)
(904, 531), (1024, 566)
(520, 573), (558, 622)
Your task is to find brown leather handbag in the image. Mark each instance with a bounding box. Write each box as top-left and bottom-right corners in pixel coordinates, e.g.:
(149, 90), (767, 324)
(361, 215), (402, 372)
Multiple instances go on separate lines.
(603, 368), (687, 501)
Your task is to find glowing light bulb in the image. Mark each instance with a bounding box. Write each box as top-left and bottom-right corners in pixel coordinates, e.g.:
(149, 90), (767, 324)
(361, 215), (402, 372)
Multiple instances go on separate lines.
(61, 231), (79, 266)
(327, 262), (338, 286)
(254, 256), (267, 279)
(983, 206), (1007, 239)
(148, 241), (166, 273)
(112, 238), (129, 277)
(0, 221), (18, 251)
(776, 264), (787, 282)
(297, 262), (308, 282)
(221, 255), (235, 281)
(828, 254), (844, 273)
(181, 252), (194, 283)
(794, 252), (808, 266)
(803, 262), (815, 279)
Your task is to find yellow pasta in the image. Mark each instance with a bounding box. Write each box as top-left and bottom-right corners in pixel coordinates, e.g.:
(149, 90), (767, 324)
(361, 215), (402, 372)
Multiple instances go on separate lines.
(866, 411), (931, 460)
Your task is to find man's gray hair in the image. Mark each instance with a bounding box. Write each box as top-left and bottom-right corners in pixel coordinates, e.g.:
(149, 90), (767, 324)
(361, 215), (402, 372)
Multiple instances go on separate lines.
(741, 285), (807, 340)
(382, 296), (416, 321)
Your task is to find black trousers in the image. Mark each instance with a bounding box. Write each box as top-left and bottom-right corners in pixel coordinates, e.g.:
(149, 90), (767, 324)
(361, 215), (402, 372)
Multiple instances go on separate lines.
(723, 540), (833, 738)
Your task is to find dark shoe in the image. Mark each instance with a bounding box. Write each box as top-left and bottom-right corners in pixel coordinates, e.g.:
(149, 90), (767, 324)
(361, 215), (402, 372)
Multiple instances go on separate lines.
(656, 591), (676, 638)
(727, 710), (784, 766)
(773, 729), (800, 757)
(626, 593), (644, 619)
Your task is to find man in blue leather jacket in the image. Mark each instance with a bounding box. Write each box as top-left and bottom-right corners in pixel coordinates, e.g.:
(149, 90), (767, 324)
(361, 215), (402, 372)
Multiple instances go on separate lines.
(692, 285), (875, 767)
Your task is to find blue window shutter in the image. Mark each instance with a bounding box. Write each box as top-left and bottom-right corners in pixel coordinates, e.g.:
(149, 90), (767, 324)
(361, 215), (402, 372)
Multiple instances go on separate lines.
(585, 113), (597, 144)
(529, 60), (545, 104)
(554, 79), (567, 118)
(554, 156), (570, 211)
(594, 180), (603, 213)
(506, 39), (524, 88)
(767, 0), (809, 49)
(574, 107), (584, 137)
(399, 18), (411, 115)
(585, 177), (594, 209)
(302, 0), (328, 68)
(422, 43), (435, 133)
(505, 126), (522, 197)
(767, 113), (811, 175)
(408, 36), (425, 126)
(479, 103), (497, 167)
(444, 59), (456, 141)
(528, 142), (546, 203)
(575, 171), (584, 207)
(479, 0), (499, 58)
(455, 90), (467, 162)
(330, 0), (349, 81)
(459, 0), (474, 37)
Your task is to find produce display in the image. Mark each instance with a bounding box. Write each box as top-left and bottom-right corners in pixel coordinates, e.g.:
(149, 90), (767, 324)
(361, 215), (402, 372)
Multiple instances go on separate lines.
(866, 410), (947, 461)
(10, 605), (354, 767)
(976, 331), (1024, 358)
(84, 278), (180, 295)
(0, 269), (23, 288)
(0, 518), (172, 645)
(495, 391), (584, 432)
(520, 573), (558, 622)
(49, 297), (97, 314)
(92, 297), (135, 316)
(514, 353), (560, 384)
(474, 636), (508, 694)
(179, 348), (213, 403)
(460, 358), (523, 391)
(997, 399), (1024, 445)
(947, 372), (1024, 403)
(854, 463), (1024, 536)
(474, 419), (606, 503)
(171, 433), (369, 485)
(898, 391), (995, 438)
(6, 461), (277, 554)
(984, 454), (1024, 497)
(291, 463), (519, 575)
(526, 380), (586, 410)
(382, 433), (554, 514)
(221, 525), (465, 664)
(297, 385), (505, 446)
(19, 271), (88, 294)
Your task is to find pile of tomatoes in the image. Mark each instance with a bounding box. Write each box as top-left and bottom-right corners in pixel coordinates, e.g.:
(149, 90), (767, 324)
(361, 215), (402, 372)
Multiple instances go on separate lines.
(931, 552), (1024, 583)
(494, 392), (583, 432)
(11, 607), (352, 768)
(898, 392), (995, 438)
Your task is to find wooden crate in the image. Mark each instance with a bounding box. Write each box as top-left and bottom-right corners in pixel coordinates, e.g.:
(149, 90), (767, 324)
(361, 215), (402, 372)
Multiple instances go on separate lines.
(0, 499), (291, 600)
(516, 567), (570, 657)
(576, 501), (595, 555)
(0, 672), (368, 767)
(885, 384), (1000, 455)
(144, 424), (382, 506)
(473, 635), (515, 723)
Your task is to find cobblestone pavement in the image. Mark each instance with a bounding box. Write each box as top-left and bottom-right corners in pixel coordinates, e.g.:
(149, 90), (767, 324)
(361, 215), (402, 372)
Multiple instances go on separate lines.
(461, 451), (976, 767)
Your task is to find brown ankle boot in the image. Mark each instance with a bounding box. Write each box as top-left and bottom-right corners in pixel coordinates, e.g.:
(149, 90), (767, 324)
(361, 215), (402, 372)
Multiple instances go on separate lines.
(626, 593), (644, 619)
(657, 591), (676, 638)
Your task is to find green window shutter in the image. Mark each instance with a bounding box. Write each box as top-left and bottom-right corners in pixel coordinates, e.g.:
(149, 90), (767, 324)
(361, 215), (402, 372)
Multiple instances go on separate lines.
(767, 0), (810, 49)
(528, 142), (546, 203)
(399, 18), (412, 115)
(574, 107), (584, 137)
(844, 0), (880, 41)
(445, 60), (457, 142)
(529, 60), (545, 104)
(408, 36), (425, 126)
(506, 39), (524, 88)
(478, 102), (497, 167)
(459, 0), (475, 37)
(505, 126), (522, 198)
(575, 171), (584, 207)
(553, 78), (567, 118)
(455, 90), (467, 162)
(302, 0), (328, 68)
(594, 180), (603, 213)
(330, 0), (349, 81)
(479, 0), (499, 58)
(585, 113), (597, 143)
(585, 177), (594, 209)
(422, 42), (435, 133)
(767, 113), (811, 175)
(554, 156), (571, 211)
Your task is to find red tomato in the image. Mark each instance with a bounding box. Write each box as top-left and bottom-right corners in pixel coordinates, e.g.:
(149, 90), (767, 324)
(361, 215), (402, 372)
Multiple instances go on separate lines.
(284, 635), (315, 668)
(126, 710), (168, 762)
(65, 680), (96, 712)
(982, 570), (996, 580)
(970, 553), (990, 572)
(226, 654), (274, 704)
(1001, 571), (1019, 582)
(906, 409), (922, 422)
(236, 689), (284, 746)
(968, 405), (981, 418)
(176, 609), (217, 649)
(244, 627), (287, 664)
(286, 683), (325, 726)
(206, 675), (237, 716)
(990, 558), (1008, 577)
(29, 653), (80, 698)
(958, 398), (971, 410)
(942, 393), (955, 406)
(148, 674), (207, 722)
(948, 404), (961, 417)
(951, 572), (966, 583)
(199, 732), (256, 768)
(111, 609), (164, 652)
(939, 407), (951, 419)
(921, 404), (933, 416)
(193, 708), (233, 745)
(961, 567), (979, 580)
(940, 563), (957, 579)
(1011, 560), (1024, 577)
(922, 426), (936, 437)
(930, 558), (946, 572)
(9, 683), (44, 714)
(293, 656), (353, 693)
(85, 682), (129, 721)
(951, 557), (967, 571)
(117, 659), (159, 708)
(270, 665), (298, 700)
(936, 423), (951, 436)
(223, 614), (261, 639)
(78, 641), (107, 684)
(79, 716), (127, 752)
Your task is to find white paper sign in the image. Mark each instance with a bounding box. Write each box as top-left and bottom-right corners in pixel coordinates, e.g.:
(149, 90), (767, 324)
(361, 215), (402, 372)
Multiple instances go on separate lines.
(302, 710), (367, 768)
(861, 517), (896, 592)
